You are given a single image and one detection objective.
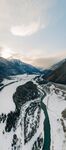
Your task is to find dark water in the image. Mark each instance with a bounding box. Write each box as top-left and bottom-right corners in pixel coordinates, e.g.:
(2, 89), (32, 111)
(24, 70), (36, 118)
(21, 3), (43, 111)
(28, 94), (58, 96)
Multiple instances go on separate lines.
(41, 95), (51, 150)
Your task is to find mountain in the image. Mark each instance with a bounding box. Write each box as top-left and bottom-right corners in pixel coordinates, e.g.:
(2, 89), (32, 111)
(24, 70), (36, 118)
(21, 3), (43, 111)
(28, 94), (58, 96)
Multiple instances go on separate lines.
(42, 59), (66, 84)
(0, 60), (66, 149)
(0, 57), (42, 79)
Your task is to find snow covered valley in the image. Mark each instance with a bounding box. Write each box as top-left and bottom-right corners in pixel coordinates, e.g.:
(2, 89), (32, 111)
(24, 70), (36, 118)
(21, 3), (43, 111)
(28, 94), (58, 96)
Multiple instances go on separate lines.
(43, 84), (66, 150)
(0, 74), (66, 150)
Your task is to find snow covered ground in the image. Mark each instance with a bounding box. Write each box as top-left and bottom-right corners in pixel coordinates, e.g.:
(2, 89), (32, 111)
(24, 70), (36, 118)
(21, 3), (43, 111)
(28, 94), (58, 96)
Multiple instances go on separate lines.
(0, 100), (44, 150)
(43, 84), (66, 150)
(0, 74), (36, 114)
(0, 74), (44, 150)
(0, 74), (66, 150)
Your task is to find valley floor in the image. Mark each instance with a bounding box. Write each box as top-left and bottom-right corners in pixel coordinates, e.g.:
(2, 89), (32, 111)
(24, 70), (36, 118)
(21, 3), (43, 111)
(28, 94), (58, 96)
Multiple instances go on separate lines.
(0, 74), (66, 150)
(43, 84), (66, 150)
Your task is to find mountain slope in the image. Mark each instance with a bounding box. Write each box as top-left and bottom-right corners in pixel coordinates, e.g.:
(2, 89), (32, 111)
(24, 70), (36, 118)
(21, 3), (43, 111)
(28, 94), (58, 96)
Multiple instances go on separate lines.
(43, 59), (66, 84)
(0, 57), (41, 79)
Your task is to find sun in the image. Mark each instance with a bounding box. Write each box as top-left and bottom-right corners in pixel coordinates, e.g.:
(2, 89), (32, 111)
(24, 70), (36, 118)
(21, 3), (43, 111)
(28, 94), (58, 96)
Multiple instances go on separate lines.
(1, 48), (13, 58)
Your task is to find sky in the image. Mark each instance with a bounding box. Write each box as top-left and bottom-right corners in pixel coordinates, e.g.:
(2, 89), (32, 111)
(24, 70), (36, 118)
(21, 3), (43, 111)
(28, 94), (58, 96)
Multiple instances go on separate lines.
(0, 0), (66, 68)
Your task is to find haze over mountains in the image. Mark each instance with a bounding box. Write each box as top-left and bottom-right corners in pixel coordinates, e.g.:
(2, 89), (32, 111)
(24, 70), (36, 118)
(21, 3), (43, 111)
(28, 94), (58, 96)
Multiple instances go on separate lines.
(0, 57), (42, 78)
(0, 57), (66, 85)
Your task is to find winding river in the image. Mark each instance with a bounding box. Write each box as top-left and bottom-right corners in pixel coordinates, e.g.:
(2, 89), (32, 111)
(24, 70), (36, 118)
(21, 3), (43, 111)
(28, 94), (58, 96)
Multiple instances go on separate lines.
(41, 91), (51, 150)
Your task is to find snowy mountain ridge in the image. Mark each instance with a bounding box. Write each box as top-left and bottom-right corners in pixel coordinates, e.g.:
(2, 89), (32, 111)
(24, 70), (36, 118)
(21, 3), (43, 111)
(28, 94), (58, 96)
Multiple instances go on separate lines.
(0, 57), (42, 79)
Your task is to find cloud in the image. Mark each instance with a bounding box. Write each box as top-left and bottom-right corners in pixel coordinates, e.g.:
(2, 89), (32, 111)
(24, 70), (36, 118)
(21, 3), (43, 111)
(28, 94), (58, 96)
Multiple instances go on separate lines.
(31, 57), (59, 68)
(8, 0), (54, 36)
(0, 0), (55, 38)
(11, 21), (43, 36)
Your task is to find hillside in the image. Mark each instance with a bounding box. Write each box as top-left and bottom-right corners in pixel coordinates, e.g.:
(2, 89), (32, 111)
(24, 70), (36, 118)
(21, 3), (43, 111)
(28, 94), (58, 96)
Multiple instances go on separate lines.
(0, 57), (41, 79)
(43, 59), (66, 84)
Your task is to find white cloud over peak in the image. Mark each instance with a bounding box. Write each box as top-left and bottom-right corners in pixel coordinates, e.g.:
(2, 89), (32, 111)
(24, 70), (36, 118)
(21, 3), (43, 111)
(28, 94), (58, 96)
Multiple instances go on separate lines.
(11, 21), (45, 36)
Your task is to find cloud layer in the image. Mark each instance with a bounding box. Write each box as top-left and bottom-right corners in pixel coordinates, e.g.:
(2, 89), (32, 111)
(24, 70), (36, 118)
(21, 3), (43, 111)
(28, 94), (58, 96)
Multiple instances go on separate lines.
(0, 0), (66, 69)
(0, 0), (54, 36)
(10, 0), (54, 36)
(11, 21), (42, 36)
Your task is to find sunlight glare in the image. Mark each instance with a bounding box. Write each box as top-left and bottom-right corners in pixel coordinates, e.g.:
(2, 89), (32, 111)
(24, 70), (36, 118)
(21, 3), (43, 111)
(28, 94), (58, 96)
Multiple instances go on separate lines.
(1, 48), (13, 58)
